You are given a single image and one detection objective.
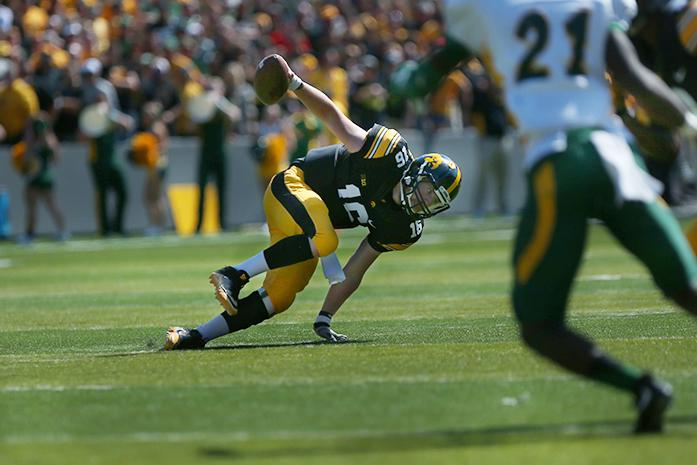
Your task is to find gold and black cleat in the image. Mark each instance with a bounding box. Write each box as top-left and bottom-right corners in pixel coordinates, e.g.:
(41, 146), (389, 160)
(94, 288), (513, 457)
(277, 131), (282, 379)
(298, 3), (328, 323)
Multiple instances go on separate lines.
(164, 327), (206, 350)
(209, 266), (250, 315)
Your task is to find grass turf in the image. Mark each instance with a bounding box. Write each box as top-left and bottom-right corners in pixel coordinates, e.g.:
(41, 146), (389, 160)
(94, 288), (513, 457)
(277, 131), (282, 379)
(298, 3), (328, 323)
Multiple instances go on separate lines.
(1, 217), (696, 464)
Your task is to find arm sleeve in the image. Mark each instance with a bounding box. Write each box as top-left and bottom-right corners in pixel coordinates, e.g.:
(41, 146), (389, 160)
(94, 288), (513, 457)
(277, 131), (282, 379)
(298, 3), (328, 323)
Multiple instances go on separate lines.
(390, 39), (471, 99)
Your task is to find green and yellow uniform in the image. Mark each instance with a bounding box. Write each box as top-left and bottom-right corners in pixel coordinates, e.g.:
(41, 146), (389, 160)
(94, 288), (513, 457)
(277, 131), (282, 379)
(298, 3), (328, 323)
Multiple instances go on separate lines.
(513, 128), (697, 323)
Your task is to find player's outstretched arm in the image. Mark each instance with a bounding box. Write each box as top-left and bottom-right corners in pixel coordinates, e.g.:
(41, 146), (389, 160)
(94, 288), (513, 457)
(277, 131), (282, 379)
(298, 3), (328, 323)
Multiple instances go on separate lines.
(605, 27), (690, 129)
(313, 239), (381, 342)
(291, 76), (367, 152)
(255, 54), (365, 151)
(389, 38), (471, 99)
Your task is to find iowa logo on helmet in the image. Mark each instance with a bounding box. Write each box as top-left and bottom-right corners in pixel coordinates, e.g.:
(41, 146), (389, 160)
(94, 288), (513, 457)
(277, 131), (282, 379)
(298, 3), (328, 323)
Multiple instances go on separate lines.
(423, 154), (443, 169)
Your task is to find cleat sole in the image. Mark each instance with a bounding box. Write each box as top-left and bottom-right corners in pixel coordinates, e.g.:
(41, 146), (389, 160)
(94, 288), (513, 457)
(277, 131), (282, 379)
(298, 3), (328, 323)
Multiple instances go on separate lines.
(209, 272), (238, 315)
(164, 327), (181, 350)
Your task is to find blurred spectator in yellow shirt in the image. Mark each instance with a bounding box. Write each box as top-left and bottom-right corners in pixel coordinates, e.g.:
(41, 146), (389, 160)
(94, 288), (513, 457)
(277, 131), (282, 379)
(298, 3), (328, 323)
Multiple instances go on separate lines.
(0, 59), (39, 144)
(128, 101), (169, 236)
(162, 55), (204, 136)
(308, 48), (348, 145)
(251, 104), (294, 190)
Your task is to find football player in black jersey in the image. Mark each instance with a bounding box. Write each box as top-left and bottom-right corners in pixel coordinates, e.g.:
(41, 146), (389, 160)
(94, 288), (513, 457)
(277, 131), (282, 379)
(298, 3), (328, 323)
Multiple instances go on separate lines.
(165, 55), (462, 350)
(627, 0), (697, 251)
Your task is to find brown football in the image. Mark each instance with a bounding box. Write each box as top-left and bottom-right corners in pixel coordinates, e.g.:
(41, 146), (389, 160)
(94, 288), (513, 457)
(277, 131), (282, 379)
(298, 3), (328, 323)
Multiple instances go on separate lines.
(254, 54), (290, 105)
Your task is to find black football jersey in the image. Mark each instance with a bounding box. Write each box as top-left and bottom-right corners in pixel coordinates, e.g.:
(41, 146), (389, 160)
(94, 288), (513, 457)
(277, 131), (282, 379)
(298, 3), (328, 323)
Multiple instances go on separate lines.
(292, 124), (424, 252)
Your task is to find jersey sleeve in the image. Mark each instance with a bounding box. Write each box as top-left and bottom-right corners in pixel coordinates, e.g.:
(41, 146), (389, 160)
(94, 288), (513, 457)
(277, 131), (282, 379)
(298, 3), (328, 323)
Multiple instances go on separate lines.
(354, 124), (413, 178)
(444, 0), (486, 53)
(366, 218), (423, 253)
(354, 124), (405, 160)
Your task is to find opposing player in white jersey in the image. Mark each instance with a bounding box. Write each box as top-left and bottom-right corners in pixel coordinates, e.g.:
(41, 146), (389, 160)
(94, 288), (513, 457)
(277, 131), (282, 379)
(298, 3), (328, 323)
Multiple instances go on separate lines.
(391, 0), (697, 433)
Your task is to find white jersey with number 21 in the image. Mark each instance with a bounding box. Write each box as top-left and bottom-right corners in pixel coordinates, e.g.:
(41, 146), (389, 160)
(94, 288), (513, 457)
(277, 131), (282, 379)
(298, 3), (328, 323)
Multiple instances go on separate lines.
(445, 0), (619, 167)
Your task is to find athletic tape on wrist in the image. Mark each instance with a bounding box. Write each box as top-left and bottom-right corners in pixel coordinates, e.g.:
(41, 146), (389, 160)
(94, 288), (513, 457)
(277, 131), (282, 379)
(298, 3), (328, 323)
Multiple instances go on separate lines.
(315, 313), (332, 327)
(289, 74), (304, 91)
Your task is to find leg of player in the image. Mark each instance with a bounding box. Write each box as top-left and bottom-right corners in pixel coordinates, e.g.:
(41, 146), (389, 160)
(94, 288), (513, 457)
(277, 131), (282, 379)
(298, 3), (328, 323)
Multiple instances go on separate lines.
(603, 197), (697, 432)
(513, 141), (674, 434)
(208, 235), (319, 315)
(514, 214), (658, 433)
(210, 166), (337, 315)
(166, 259), (318, 350)
(165, 288), (275, 350)
(519, 321), (671, 433)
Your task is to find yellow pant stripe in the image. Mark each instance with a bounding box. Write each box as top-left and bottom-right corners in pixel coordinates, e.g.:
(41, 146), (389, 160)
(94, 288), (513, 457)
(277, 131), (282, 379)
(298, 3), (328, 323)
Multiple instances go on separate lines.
(686, 219), (697, 256)
(516, 162), (557, 284)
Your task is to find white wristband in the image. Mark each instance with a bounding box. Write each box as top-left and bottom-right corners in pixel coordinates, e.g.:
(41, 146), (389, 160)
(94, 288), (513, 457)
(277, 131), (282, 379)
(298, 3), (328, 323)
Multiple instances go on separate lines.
(320, 252), (345, 285)
(289, 73), (304, 91)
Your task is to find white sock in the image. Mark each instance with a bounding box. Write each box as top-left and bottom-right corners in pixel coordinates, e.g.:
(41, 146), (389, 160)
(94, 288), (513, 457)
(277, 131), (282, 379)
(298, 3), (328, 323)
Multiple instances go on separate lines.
(196, 314), (231, 342)
(235, 251), (269, 278)
(258, 287), (275, 316)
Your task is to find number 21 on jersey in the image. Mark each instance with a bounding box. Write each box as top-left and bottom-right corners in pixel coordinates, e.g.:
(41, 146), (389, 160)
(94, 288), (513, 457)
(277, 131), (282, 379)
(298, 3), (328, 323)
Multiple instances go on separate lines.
(515, 8), (590, 82)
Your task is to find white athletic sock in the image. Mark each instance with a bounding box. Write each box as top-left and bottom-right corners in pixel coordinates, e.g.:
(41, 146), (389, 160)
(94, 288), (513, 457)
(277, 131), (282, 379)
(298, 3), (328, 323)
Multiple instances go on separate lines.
(235, 251), (269, 278)
(258, 287), (275, 316)
(196, 314), (231, 342)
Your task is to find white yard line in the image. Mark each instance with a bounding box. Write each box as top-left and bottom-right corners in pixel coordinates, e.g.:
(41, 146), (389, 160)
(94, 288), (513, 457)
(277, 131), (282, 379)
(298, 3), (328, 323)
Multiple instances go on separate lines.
(4, 370), (696, 395)
(1, 384), (117, 392)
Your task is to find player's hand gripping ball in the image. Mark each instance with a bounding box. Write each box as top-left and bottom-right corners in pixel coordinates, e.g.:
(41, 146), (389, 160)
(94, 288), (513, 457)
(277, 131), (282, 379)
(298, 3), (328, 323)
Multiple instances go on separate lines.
(254, 54), (291, 105)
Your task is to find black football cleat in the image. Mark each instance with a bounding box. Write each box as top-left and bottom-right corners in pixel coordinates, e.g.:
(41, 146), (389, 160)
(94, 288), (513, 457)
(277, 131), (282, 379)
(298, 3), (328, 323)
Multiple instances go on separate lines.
(634, 374), (673, 434)
(209, 266), (250, 315)
(164, 327), (206, 350)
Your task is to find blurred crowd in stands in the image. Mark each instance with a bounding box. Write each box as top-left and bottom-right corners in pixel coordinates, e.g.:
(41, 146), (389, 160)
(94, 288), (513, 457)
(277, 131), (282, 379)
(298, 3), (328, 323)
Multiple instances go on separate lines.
(2, 0), (512, 240)
(0, 0), (472, 141)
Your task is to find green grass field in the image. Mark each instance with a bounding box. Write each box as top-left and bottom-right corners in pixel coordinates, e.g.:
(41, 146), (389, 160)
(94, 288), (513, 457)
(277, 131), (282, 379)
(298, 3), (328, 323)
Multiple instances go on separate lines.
(1, 217), (696, 465)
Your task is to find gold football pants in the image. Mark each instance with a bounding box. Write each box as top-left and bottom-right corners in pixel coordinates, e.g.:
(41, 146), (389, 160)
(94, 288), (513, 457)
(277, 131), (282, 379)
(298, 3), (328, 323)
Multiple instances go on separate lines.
(262, 165), (338, 313)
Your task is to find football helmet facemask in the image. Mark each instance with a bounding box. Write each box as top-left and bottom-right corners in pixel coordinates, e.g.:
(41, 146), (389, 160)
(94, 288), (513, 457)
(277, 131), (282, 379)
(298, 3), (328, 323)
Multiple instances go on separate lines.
(399, 153), (462, 219)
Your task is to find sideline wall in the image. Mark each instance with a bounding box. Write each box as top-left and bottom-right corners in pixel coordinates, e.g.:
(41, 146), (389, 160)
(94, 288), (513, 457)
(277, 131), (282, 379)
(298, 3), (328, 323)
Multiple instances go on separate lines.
(0, 129), (525, 236)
